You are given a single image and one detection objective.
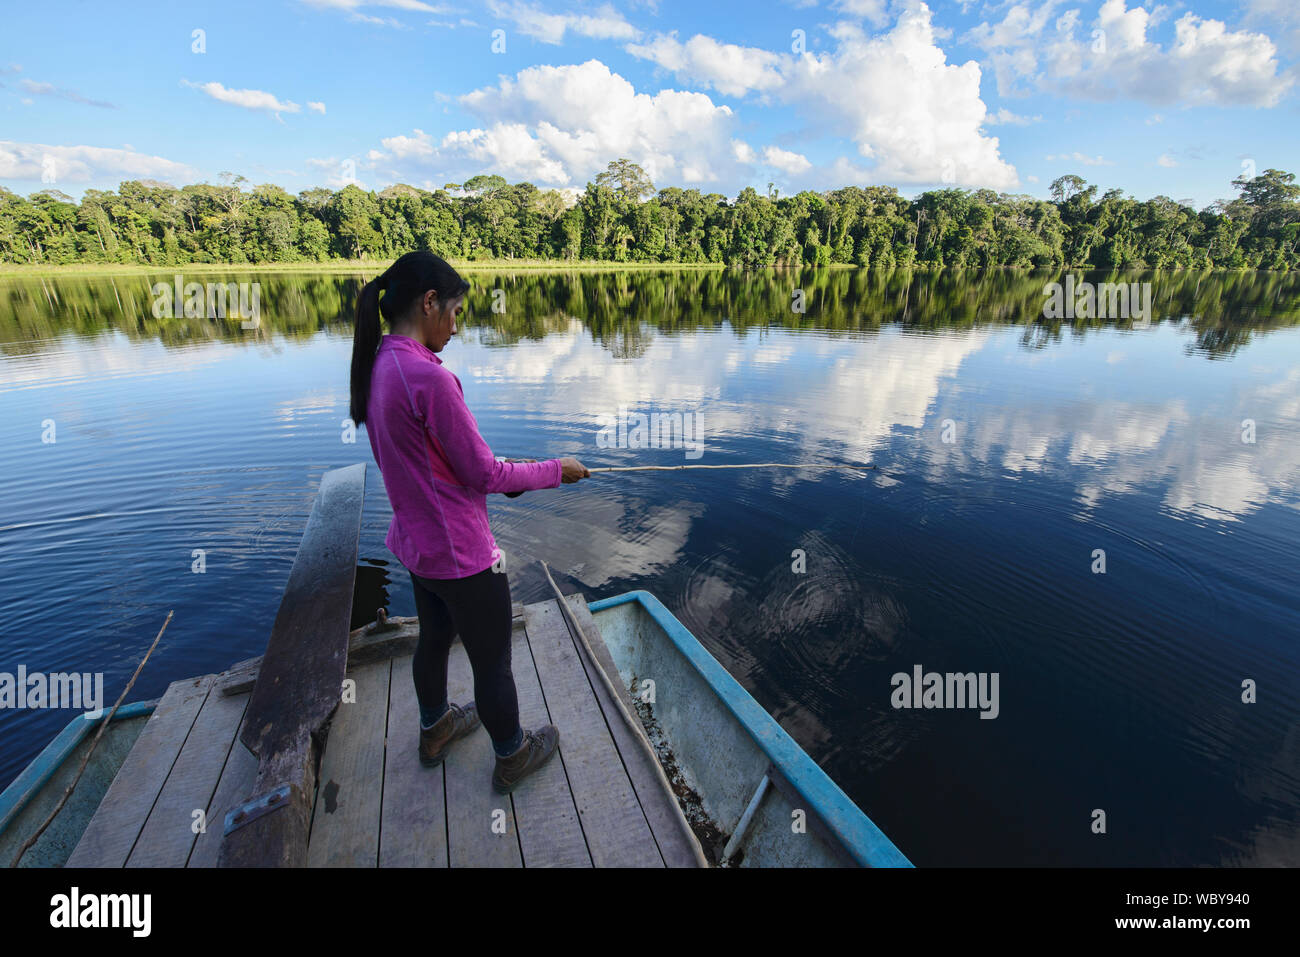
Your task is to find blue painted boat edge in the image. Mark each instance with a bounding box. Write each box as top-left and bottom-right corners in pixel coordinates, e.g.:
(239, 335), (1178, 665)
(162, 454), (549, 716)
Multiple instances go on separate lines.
(0, 700), (159, 838)
(588, 591), (913, 868)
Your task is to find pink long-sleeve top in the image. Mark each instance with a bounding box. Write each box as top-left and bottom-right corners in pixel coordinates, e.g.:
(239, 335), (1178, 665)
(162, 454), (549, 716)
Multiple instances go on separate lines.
(365, 334), (563, 579)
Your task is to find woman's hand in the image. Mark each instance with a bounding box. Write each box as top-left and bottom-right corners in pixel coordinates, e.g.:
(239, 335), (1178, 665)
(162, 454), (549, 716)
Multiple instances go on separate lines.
(559, 457), (591, 483)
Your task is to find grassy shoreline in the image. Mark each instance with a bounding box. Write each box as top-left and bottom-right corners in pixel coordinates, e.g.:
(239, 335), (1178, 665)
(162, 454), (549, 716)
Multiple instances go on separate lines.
(0, 259), (742, 278)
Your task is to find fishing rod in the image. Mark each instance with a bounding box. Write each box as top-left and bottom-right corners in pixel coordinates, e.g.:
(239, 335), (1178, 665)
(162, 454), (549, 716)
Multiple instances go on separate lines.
(587, 462), (877, 473)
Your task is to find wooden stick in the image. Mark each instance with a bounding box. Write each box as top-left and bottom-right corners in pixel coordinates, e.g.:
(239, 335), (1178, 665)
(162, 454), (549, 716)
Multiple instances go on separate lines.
(9, 610), (172, 868)
(589, 463), (877, 473)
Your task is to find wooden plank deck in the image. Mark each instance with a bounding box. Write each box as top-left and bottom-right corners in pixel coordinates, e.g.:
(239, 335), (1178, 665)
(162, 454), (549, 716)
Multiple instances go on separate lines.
(67, 598), (700, 868)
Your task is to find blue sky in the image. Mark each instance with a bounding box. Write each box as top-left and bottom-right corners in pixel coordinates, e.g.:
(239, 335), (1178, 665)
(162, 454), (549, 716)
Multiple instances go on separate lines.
(1, 0), (1296, 208)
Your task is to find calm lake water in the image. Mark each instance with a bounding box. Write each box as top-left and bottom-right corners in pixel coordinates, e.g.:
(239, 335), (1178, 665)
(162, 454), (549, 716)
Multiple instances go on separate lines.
(1, 268), (1297, 866)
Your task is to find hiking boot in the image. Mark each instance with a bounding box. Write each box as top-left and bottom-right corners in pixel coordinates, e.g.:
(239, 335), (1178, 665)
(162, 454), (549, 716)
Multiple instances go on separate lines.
(491, 725), (560, 793)
(418, 702), (480, 767)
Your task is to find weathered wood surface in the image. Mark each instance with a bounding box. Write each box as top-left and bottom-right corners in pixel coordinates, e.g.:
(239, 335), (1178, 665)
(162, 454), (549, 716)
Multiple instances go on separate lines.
(218, 628), (414, 698)
(522, 601), (662, 867)
(442, 637), (523, 868)
(378, 654), (448, 867)
(306, 658), (390, 866)
(219, 603), (522, 696)
(68, 596), (701, 869)
(508, 618), (590, 867)
(219, 463), (366, 868)
(300, 597), (694, 867)
(67, 676), (214, 867)
(561, 593), (703, 868)
(127, 686), (247, 867)
(187, 708), (257, 868)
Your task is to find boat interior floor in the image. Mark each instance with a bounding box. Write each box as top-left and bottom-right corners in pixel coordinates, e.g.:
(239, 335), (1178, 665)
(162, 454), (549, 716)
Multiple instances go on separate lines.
(66, 595), (702, 868)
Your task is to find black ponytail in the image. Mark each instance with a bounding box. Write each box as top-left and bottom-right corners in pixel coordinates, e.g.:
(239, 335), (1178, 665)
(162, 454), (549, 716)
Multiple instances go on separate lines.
(349, 251), (470, 426)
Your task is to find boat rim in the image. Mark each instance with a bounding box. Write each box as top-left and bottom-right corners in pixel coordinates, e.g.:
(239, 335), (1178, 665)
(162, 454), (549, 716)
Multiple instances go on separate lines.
(588, 589), (912, 868)
(0, 700), (159, 839)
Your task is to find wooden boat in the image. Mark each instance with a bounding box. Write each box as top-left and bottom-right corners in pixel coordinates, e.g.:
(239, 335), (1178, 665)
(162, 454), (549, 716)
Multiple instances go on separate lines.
(0, 702), (157, 868)
(586, 590), (909, 867)
(0, 465), (909, 868)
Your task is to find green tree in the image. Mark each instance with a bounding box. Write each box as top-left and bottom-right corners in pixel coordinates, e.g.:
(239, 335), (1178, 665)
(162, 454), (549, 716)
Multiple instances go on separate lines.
(595, 159), (655, 203)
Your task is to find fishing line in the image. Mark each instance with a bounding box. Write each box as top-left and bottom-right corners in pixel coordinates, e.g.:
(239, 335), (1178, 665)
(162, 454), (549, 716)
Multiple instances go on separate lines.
(588, 463), (878, 473)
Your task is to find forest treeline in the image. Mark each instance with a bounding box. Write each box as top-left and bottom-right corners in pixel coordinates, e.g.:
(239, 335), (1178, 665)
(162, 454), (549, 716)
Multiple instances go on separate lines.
(2, 159), (1298, 270)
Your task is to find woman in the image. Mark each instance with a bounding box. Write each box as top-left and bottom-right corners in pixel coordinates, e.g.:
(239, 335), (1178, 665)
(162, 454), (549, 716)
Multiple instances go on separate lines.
(350, 251), (590, 794)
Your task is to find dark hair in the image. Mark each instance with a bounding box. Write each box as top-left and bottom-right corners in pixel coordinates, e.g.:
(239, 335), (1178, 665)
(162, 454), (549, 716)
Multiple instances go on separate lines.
(350, 251), (470, 425)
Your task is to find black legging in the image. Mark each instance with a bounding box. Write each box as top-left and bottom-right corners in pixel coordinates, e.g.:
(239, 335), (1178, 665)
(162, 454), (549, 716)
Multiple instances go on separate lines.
(408, 566), (521, 749)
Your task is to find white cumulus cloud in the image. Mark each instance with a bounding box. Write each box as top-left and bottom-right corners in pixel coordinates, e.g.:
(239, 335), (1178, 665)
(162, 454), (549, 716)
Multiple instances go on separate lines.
(487, 1), (640, 44)
(985, 107), (1041, 125)
(626, 33), (784, 98)
(966, 0), (1293, 106)
(763, 146), (812, 175)
(1045, 151), (1114, 166)
(371, 59), (744, 188)
(380, 129), (435, 159)
(0, 140), (194, 184)
(627, 2), (1019, 189)
(184, 80), (302, 117)
(302, 0), (448, 13)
